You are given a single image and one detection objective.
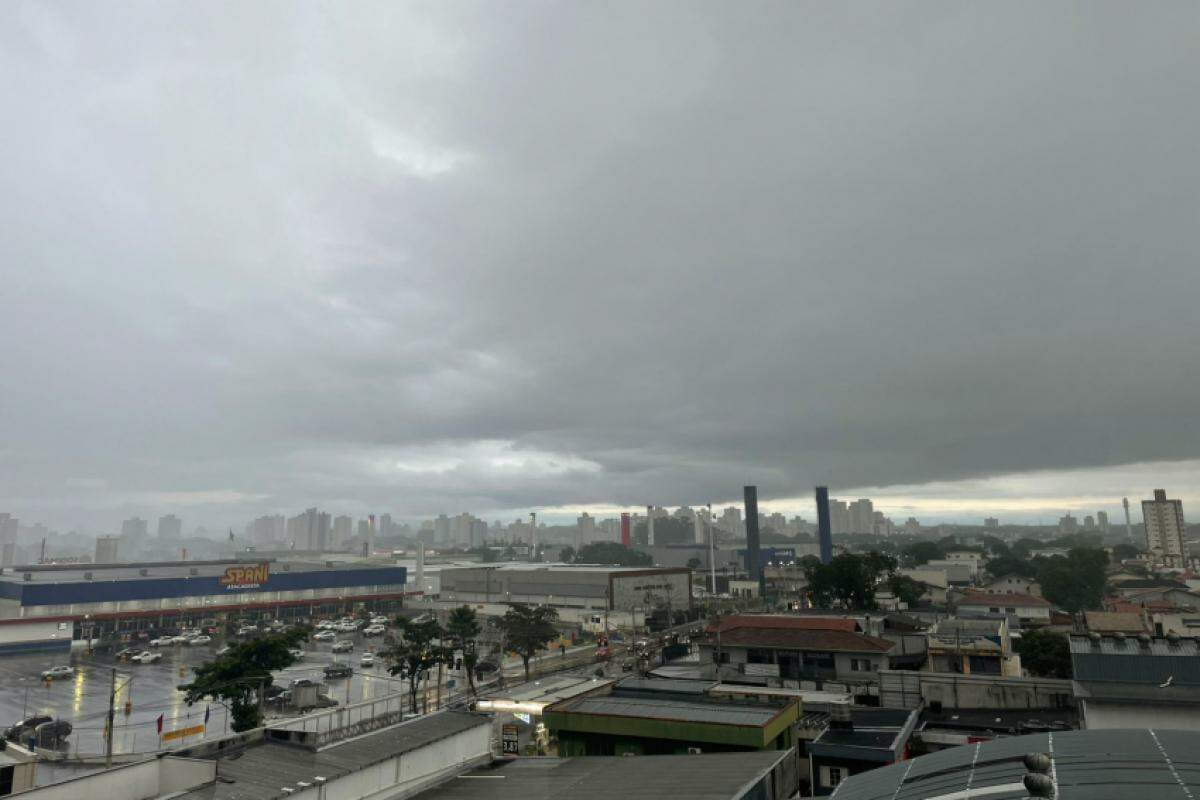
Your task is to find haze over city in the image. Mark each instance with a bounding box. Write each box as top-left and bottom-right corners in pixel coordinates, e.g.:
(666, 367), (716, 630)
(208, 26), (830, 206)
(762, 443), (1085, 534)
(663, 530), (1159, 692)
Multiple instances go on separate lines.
(3, 3), (1200, 533)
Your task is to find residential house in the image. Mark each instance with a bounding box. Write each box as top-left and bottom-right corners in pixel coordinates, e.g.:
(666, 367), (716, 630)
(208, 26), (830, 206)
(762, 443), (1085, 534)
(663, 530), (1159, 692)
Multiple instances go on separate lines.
(955, 591), (1052, 626)
(979, 574), (1042, 597)
(807, 707), (919, 796)
(1083, 610), (1148, 635)
(699, 615), (895, 689)
(925, 617), (1022, 676)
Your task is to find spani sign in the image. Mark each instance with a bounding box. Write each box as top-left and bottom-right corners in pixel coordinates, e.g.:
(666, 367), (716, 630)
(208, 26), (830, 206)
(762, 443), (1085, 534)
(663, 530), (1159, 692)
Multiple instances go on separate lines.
(219, 563), (270, 590)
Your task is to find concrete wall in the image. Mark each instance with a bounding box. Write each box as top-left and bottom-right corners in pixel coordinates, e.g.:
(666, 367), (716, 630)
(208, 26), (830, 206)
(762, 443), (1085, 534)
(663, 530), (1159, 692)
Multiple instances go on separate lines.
(15, 756), (215, 800)
(1082, 700), (1200, 731)
(878, 669), (1074, 710)
(0, 619), (73, 653)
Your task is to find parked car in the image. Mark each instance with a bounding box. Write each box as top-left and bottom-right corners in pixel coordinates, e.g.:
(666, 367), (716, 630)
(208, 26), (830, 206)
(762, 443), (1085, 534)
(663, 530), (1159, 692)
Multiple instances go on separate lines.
(187, 635), (212, 646)
(362, 625), (385, 637)
(170, 635), (190, 644)
(134, 651), (163, 664)
(41, 665), (74, 680)
(115, 647), (140, 661)
(5, 715), (52, 742)
(237, 626), (258, 636)
(288, 648), (305, 660)
(316, 620), (335, 630)
(473, 661), (499, 676)
(331, 640), (353, 653)
(324, 663), (353, 679)
(360, 653), (375, 667)
(148, 637), (173, 647)
(313, 630), (337, 642)
(369, 616), (388, 626)
(33, 719), (72, 743)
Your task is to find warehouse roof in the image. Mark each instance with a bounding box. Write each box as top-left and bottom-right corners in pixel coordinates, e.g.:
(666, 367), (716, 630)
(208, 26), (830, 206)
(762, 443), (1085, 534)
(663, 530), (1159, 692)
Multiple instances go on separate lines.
(179, 712), (488, 800)
(708, 627), (894, 653)
(829, 729), (1200, 800)
(549, 692), (789, 728)
(958, 591), (1051, 608)
(1068, 633), (1200, 657)
(411, 751), (789, 800)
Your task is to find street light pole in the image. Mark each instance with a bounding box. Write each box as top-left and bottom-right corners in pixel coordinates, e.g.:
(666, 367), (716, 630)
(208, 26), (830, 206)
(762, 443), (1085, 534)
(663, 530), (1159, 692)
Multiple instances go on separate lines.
(105, 668), (117, 767)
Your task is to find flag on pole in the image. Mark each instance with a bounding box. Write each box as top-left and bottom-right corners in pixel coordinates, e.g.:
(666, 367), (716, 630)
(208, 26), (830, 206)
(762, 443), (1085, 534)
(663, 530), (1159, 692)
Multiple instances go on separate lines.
(204, 706), (210, 725)
(156, 714), (164, 734)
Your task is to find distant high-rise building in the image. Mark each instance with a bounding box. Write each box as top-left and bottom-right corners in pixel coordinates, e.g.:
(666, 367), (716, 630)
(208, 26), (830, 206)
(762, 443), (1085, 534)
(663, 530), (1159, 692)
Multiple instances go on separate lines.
(287, 508), (331, 551)
(1123, 498), (1134, 541)
(157, 514), (182, 539)
(1097, 510), (1110, 533)
(576, 513), (596, 549)
(1058, 513), (1078, 535)
(719, 507), (742, 535)
(849, 499), (874, 534)
(95, 535), (120, 563)
(0, 514), (18, 546)
(829, 499), (850, 535)
(904, 517), (921, 533)
(121, 517), (148, 540)
(1142, 489), (1186, 567)
(1084, 515), (1096, 531)
(333, 515), (353, 549)
(248, 514), (285, 545)
(434, 514), (451, 544)
(984, 517), (999, 528)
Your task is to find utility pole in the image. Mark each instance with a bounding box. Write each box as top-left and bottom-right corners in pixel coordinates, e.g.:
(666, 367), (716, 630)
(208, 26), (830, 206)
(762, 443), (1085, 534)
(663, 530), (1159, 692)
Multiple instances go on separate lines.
(105, 668), (117, 767)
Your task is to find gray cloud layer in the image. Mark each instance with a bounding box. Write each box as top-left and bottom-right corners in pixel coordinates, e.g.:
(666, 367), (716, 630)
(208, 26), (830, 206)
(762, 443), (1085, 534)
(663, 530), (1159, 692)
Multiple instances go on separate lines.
(2, 2), (1199, 528)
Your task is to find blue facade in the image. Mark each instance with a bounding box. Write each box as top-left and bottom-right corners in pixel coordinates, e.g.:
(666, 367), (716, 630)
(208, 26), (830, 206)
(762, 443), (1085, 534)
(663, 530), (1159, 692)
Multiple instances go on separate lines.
(0, 566), (407, 607)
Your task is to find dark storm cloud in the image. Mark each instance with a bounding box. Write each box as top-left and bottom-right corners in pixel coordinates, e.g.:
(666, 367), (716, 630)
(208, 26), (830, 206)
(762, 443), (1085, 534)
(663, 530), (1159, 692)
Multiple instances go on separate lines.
(2, 1), (1199, 528)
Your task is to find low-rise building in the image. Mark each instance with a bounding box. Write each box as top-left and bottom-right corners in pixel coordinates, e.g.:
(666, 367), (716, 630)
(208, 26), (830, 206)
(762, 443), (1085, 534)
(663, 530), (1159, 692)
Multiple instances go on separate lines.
(1083, 610), (1148, 635)
(807, 707), (918, 796)
(1070, 632), (1200, 730)
(697, 616), (895, 689)
(926, 617), (1021, 676)
(954, 591), (1052, 626)
(979, 573), (1042, 597)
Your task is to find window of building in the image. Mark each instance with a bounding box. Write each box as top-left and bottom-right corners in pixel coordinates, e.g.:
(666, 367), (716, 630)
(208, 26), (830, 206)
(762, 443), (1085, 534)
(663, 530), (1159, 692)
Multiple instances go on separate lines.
(989, 607), (999, 613)
(1005, 607), (1016, 613)
(824, 767), (844, 787)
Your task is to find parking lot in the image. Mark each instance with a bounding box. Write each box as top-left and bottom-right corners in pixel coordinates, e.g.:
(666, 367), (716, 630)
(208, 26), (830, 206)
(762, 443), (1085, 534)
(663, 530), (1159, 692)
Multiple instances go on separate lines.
(0, 628), (414, 757)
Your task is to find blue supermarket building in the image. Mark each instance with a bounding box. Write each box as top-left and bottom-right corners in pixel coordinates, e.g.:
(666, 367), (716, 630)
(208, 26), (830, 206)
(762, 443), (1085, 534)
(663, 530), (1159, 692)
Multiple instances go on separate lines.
(0, 559), (408, 653)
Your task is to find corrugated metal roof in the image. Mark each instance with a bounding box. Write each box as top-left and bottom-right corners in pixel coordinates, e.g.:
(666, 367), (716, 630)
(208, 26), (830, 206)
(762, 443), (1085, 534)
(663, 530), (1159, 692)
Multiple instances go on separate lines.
(614, 677), (717, 695)
(832, 729), (1200, 800)
(179, 712), (489, 800)
(556, 694), (784, 727)
(411, 751), (789, 800)
(1069, 634), (1200, 656)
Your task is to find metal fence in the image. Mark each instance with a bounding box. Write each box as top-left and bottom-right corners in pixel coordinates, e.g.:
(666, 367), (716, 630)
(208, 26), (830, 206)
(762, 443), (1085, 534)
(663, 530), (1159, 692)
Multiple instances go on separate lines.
(273, 691), (410, 746)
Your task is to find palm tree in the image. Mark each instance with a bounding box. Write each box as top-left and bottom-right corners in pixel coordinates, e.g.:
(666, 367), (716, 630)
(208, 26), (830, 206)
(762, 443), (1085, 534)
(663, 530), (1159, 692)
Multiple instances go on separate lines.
(446, 605), (482, 696)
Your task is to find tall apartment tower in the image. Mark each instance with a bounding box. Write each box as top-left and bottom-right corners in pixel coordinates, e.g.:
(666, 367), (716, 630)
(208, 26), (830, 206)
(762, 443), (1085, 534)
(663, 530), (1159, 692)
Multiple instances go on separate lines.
(1142, 489), (1186, 567)
(95, 535), (120, 564)
(1122, 498), (1134, 541)
(815, 486), (833, 565)
(157, 514), (182, 539)
(1097, 511), (1109, 533)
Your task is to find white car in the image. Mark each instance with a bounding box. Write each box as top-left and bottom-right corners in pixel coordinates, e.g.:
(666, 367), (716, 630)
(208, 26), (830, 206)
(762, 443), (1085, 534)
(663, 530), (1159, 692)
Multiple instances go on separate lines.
(313, 630), (336, 642)
(148, 637), (172, 647)
(360, 653), (375, 667)
(133, 651), (162, 664)
(288, 648), (305, 660)
(170, 635), (190, 644)
(317, 621), (334, 630)
(187, 635), (212, 646)
(362, 625), (385, 636)
(369, 617), (388, 626)
(237, 626), (258, 636)
(331, 640), (353, 653)
(41, 665), (74, 680)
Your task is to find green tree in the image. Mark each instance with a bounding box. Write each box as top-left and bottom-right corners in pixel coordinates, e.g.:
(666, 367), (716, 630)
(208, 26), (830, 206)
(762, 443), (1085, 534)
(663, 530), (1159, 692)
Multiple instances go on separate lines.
(903, 541), (944, 566)
(1015, 629), (1072, 678)
(985, 554), (1038, 579)
(1011, 538), (1043, 559)
(1110, 543), (1142, 562)
(497, 603), (559, 681)
(182, 628), (305, 732)
(1037, 548), (1108, 612)
(803, 552), (894, 609)
(446, 605), (482, 697)
(888, 574), (925, 607)
(383, 616), (450, 713)
(575, 541), (653, 566)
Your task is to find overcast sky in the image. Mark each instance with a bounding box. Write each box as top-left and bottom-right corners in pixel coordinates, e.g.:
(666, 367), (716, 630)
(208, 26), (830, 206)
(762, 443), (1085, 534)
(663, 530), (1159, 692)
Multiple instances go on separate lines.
(3, 2), (1200, 532)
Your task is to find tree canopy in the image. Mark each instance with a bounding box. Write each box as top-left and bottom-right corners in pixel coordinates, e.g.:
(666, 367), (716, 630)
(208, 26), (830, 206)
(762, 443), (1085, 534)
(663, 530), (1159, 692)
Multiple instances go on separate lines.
(1015, 629), (1072, 678)
(575, 541), (652, 566)
(985, 553), (1038, 579)
(497, 602), (559, 681)
(888, 574), (926, 607)
(1110, 542), (1142, 562)
(902, 541), (944, 566)
(383, 616), (450, 713)
(446, 605), (482, 696)
(803, 551), (897, 609)
(1036, 548), (1108, 612)
(182, 628), (306, 731)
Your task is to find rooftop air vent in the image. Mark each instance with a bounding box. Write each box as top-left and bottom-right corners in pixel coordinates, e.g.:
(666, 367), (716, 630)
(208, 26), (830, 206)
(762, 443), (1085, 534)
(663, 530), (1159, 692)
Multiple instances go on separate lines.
(84, 571), (93, 581)
(1138, 633), (1152, 648)
(1167, 632), (1181, 646)
(1024, 753), (1052, 773)
(1113, 632), (1126, 646)
(1024, 773), (1054, 798)
(1088, 632), (1101, 648)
